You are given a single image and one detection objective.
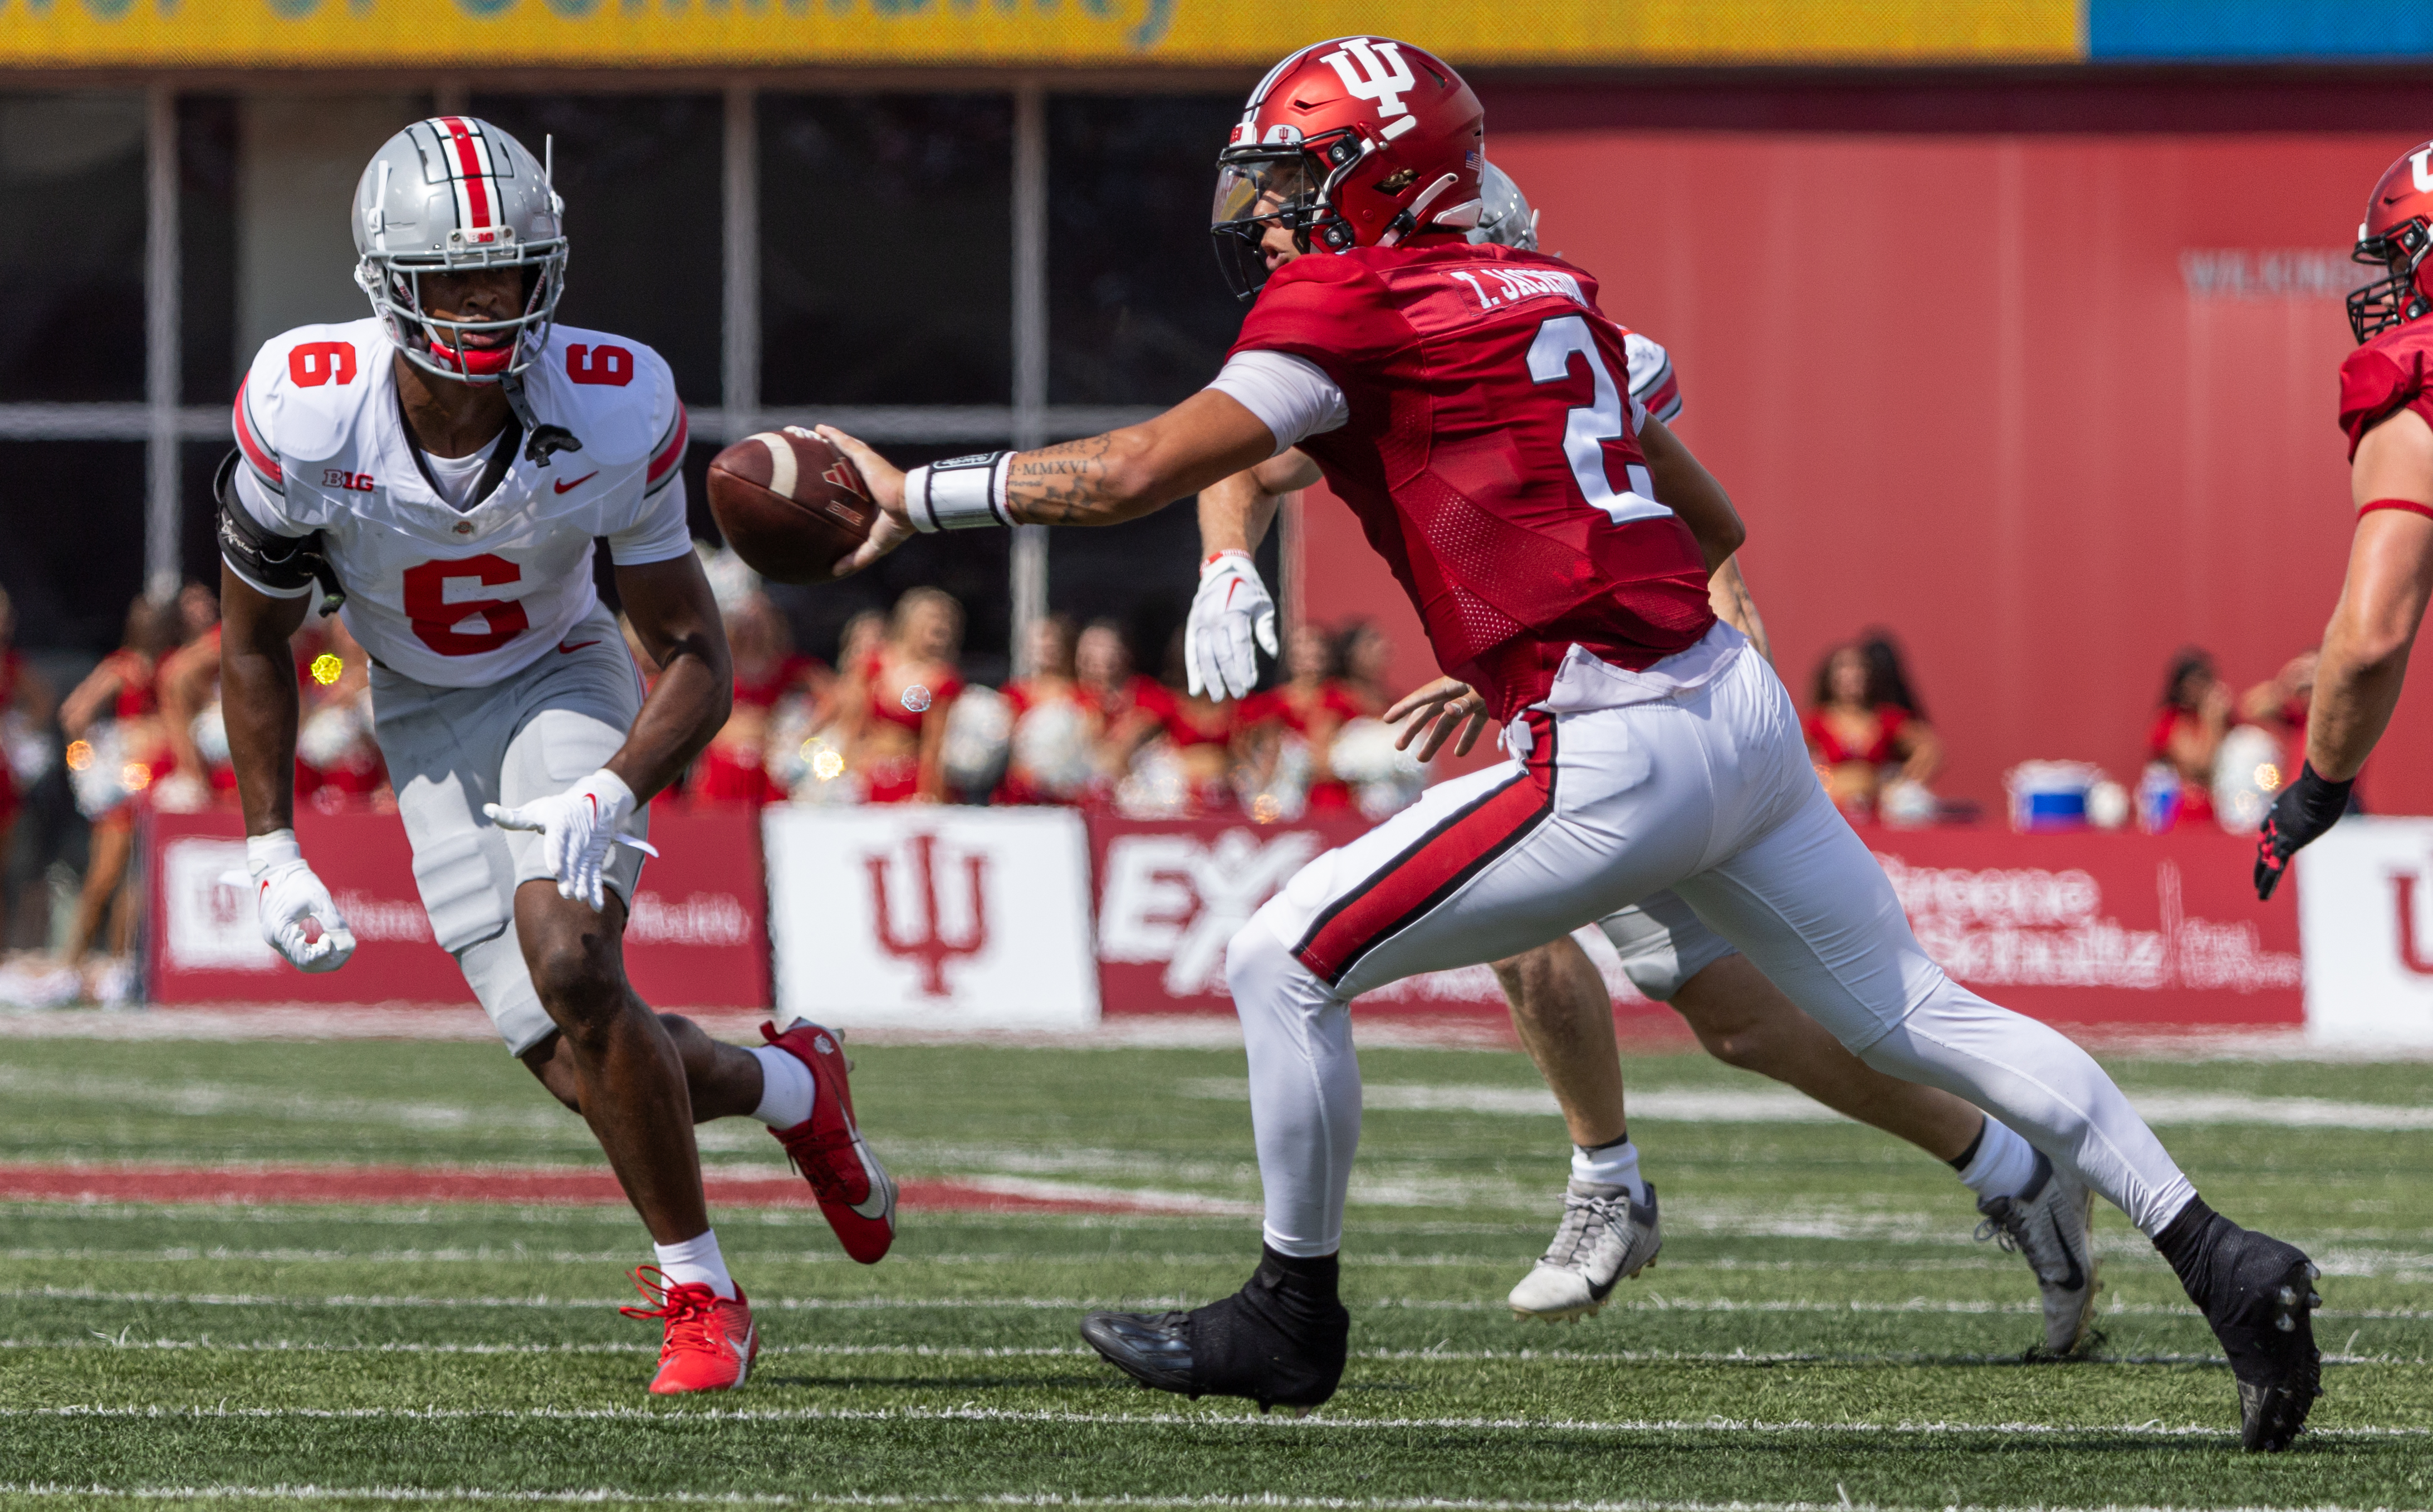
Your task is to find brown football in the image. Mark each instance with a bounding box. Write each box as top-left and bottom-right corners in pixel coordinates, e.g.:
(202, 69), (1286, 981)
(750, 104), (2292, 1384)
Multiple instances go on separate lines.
(705, 427), (879, 584)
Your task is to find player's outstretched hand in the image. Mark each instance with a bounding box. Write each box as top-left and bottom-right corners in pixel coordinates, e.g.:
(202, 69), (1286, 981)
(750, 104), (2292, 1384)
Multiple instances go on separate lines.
(1386, 676), (1490, 763)
(815, 425), (916, 579)
(1186, 550), (1278, 702)
(485, 770), (643, 913)
(2254, 761), (2354, 901)
(246, 830), (356, 973)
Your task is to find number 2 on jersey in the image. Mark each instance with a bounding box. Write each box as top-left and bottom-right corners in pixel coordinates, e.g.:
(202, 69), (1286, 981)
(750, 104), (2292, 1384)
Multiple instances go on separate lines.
(1526, 314), (1669, 527)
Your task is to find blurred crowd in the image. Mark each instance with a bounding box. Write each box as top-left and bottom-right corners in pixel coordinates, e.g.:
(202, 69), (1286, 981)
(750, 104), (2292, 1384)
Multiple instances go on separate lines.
(675, 551), (1430, 824)
(0, 556), (2338, 1006)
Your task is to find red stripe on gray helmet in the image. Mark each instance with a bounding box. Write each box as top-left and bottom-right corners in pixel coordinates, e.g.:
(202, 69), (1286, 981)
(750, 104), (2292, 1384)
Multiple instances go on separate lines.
(436, 116), (495, 233)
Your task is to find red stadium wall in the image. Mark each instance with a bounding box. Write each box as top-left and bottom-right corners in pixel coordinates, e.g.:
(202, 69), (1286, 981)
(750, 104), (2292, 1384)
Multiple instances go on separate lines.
(1294, 131), (2417, 813)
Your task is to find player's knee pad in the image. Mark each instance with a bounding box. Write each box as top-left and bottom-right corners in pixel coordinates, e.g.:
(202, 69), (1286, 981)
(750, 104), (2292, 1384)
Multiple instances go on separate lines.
(1599, 894), (1737, 1004)
(456, 926), (557, 1058)
(1225, 917), (1336, 1024)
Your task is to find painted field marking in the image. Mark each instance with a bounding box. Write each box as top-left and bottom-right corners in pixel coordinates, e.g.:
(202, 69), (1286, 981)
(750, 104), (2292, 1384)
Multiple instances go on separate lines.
(8, 1285), (2429, 1322)
(0, 1491), (2424, 1512)
(1188, 1079), (2433, 1131)
(0, 1338), (2414, 1367)
(0, 1164), (1250, 1217)
(4, 1403), (2426, 1439)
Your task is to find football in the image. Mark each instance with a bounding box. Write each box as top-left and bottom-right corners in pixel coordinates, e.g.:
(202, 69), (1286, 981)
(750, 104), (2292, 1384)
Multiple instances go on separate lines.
(705, 426), (879, 583)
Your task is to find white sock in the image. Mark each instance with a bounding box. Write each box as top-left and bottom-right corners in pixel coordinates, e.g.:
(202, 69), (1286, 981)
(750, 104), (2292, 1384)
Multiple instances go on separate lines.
(653, 1229), (737, 1300)
(1955, 1117), (2041, 1202)
(747, 1043), (815, 1129)
(1571, 1137), (1647, 1205)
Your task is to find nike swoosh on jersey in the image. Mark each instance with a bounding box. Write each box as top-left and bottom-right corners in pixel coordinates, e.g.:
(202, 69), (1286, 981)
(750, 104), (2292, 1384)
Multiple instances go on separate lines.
(553, 472), (601, 495)
(557, 640), (602, 654)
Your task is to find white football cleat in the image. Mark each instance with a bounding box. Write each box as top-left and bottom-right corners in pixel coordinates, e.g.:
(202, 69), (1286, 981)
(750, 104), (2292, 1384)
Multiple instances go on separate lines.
(1507, 1179), (1661, 1322)
(1974, 1149), (2101, 1356)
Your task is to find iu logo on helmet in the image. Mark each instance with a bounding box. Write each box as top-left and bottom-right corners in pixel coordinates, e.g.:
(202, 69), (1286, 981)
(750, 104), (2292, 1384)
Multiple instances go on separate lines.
(867, 832), (988, 997)
(1321, 38), (1417, 120)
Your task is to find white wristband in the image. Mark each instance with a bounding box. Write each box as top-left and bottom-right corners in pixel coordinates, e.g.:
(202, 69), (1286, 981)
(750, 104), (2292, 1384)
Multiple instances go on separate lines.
(903, 451), (1014, 532)
(246, 828), (302, 879)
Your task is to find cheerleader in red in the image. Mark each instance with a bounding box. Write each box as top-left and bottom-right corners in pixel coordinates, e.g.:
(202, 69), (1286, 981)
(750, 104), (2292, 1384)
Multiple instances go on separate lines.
(60, 596), (178, 967)
(847, 589), (965, 805)
(695, 594), (831, 806)
(1803, 643), (1941, 818)
(2147, 648), (2231, 825)
(998, 614), (1096, 805)
(1236, 623), (1363, 815)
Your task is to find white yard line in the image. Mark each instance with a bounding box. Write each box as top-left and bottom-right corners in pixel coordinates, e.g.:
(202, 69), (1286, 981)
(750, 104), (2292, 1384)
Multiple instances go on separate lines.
(1, 1338), (2414, 1367)
(2, 1403), (2425, 1439)
(0, 1493), (2425, 1512)
(8, 1285), (2429, 1322)
(1188, 1079), (2433, 1131)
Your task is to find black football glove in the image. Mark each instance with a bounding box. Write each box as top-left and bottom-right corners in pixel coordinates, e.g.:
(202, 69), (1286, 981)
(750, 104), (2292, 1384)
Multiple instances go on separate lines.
(2254, 761), (2354, 902)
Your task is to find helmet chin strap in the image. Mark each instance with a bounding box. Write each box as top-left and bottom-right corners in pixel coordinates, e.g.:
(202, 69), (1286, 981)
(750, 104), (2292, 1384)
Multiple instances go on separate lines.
(501, 371), (582, 467)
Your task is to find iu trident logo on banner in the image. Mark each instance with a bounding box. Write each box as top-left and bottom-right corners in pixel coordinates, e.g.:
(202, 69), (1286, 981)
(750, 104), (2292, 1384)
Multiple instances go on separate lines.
(867, 832), (988, 997)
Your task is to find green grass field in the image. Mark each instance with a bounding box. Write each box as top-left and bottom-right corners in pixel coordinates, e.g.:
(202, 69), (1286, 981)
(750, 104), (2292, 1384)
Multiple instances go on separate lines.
(0, 1026), (2426, 1510)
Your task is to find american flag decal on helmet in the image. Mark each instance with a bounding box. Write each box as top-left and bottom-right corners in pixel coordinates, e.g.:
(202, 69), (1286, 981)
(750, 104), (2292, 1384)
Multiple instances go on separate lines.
(430, 116), (503, 240)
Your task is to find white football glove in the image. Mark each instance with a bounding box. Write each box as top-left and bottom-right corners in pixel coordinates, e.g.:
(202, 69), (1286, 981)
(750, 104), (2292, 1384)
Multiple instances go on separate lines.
(1185, 550), (1279, 702)
(246, 829), (356, 973)
(484, 769), (645, 912)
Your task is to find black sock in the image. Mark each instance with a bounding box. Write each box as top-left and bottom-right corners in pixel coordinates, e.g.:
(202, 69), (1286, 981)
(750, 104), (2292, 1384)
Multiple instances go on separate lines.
(1257, 1245), (1339, 1295)
(1576, 1131), (1631, 1154)
(1945, 1121), (1986, 1174)
(2152, 1195), (2230, 1303)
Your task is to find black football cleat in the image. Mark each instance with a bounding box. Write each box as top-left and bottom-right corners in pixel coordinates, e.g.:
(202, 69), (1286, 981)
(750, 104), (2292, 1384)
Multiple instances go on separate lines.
(2184, 1221), (2324, 1451)
(1080, 1247), (1349, 1412)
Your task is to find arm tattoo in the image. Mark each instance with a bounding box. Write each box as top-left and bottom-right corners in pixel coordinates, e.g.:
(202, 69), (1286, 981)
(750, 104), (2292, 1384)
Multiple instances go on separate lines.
(1007, 435), (1121, 526)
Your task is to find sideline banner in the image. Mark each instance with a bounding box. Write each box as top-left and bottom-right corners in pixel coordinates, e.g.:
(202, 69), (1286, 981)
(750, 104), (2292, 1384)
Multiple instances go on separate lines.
(1090, 815), (2301, 1029)
(2295, 818), (2433, 1049)
(1864, 828), (2302, 1030)
(1087, 814), (1665, 1022)
(0, 0), (2076, 70)
(764, 806), (1099, 1031)
(148, 807), (770, 1011)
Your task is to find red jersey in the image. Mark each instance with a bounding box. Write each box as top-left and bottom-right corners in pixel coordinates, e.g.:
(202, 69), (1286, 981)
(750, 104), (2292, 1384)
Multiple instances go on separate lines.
(2341, 315), (2433, 456)
(1230, 242), (1716, 723)
(1805, 704), (1909, 767)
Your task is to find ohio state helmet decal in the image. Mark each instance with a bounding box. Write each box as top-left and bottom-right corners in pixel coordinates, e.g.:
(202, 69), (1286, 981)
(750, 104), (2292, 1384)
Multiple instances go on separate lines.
(1210, 36), (1485, 300)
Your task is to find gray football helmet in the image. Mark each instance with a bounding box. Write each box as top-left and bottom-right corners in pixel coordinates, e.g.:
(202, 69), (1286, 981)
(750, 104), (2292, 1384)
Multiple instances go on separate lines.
(1467, 162), (1540, 252)
(351, 117), (566, 384)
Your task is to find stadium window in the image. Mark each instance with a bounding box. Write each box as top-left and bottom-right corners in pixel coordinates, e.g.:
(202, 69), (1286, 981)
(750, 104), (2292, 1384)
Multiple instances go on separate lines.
(0, 94), (149, 404)
(178, 95), (239, 407)
(469, 94), (726, 410)
(0, 442), (147, 652)
(757, 94), (1014, 407)
(234, 93), (433, 369)
(1046, 94), (1246, 407)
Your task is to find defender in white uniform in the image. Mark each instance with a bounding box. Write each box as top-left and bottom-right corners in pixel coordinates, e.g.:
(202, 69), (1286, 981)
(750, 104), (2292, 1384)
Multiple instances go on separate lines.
(214, 117), (895, 1396)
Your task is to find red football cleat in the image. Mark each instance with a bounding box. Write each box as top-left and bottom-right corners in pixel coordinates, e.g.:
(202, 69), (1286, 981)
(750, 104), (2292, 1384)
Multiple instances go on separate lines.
(620, 1266), (757, 1394)
(761, 1018), (898, 1263)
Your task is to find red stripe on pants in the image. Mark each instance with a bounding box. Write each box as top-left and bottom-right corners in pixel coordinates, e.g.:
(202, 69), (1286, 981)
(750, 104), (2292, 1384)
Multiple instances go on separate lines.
(1293, 711), (1555, 986)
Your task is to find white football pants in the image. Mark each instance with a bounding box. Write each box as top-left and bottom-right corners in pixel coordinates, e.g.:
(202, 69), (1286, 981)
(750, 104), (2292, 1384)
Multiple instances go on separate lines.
(1227, 644), (2197, 1257)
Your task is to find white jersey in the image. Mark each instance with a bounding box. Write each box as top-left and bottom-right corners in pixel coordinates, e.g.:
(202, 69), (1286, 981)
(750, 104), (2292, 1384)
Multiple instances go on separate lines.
(226, 318), (692, 688)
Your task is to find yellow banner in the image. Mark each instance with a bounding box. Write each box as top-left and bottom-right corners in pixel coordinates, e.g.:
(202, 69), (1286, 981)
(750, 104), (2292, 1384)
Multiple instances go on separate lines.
(0, 0), (2081, 69)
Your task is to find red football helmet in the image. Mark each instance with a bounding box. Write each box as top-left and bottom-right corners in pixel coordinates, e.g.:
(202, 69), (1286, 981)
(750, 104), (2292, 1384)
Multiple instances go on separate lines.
(2349, 140), (2433, 342)
(1211, 36), (1485, 301)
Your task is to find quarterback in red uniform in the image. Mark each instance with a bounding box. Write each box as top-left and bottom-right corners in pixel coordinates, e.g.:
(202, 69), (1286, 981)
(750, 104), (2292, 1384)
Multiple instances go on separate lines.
(2254, 140), (2433, 902)
(823, 38), (2321, 1449)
